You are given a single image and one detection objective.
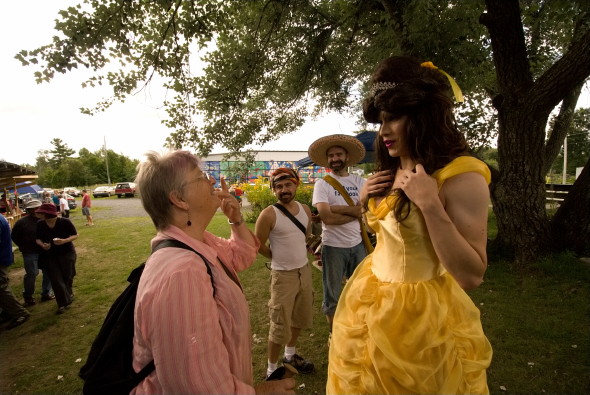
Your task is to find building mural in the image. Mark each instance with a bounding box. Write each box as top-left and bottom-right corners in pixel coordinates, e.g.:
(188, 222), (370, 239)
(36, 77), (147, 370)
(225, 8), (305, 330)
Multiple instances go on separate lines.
(201, 160), (330, 185)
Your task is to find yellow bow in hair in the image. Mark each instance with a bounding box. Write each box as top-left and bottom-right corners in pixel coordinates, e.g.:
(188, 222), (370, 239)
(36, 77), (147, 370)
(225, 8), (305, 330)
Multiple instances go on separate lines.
(421, 61), (464, 103)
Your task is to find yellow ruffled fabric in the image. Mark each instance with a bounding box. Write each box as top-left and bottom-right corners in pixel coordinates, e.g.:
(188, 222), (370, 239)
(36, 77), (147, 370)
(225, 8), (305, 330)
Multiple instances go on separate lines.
(327, 156), (492, 394)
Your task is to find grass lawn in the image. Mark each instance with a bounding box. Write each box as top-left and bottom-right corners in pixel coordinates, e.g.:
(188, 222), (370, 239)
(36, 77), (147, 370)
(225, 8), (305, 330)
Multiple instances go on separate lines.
(0, 207), (589, 394)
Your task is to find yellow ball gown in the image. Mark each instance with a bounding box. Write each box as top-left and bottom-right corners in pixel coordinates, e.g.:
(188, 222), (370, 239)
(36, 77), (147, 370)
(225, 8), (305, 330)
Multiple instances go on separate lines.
(327, 156), (493, 394)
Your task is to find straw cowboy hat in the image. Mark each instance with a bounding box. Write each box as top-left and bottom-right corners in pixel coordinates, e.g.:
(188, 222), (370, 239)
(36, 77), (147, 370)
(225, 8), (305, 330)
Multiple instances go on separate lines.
(308, 134), (366, 168)
(25, 199), (42, 209)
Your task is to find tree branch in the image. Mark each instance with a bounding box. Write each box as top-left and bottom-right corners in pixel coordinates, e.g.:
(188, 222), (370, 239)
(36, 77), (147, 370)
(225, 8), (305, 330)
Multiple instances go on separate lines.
(528, 22), (590, 115)
(481, 0), (532, 103)
(543, 83), (583, 175)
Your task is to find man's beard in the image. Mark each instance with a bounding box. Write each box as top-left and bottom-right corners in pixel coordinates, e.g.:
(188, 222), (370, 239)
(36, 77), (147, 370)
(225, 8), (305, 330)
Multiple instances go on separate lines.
(278, 193), (294, 204)
(329, 160), (345, 171)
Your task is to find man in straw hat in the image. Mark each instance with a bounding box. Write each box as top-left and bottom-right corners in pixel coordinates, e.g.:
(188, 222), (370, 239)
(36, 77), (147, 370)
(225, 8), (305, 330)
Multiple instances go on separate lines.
(255, 168), (315, 378)
(308, 134), (368, 335)
(11, 199), (54, 306)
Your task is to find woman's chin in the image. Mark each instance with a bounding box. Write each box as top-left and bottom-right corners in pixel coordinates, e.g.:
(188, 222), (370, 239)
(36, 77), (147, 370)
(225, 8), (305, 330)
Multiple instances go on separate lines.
(387, 148), (400, 157)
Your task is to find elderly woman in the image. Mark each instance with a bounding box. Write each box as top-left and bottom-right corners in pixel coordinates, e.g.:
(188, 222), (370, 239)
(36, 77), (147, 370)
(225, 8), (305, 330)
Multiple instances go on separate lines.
(35, 203), (78, 314)
(131, 150), (295, 395)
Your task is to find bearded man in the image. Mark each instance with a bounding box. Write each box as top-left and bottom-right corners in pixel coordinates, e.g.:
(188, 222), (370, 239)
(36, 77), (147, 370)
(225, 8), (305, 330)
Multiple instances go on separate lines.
(308, 134), (367, 334)
(255, 168), (315, 379)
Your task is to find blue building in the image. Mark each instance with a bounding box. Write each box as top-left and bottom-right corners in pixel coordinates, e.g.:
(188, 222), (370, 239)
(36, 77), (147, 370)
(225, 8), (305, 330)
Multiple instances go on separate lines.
(201, 150), (330, 185)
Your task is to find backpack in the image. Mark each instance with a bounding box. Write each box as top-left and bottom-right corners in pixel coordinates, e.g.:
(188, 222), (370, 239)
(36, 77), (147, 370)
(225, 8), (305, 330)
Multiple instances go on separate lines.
(78, 239), (215, 395)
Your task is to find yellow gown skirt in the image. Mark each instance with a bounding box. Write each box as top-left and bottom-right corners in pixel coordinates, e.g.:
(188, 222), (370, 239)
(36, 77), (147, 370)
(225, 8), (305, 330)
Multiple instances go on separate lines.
(326, 256), (492, 394)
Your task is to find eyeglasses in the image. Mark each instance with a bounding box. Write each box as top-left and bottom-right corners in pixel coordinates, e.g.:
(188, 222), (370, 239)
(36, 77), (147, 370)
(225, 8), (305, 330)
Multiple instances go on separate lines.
(183, 172), (213, 188)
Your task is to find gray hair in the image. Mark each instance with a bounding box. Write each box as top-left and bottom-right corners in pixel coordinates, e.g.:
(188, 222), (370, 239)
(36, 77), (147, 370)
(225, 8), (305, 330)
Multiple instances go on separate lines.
(135, 150), (201, 230)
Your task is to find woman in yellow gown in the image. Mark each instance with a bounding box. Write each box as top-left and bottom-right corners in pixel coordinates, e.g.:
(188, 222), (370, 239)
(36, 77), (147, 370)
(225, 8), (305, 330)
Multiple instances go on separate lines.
(326, 56), (493, 394)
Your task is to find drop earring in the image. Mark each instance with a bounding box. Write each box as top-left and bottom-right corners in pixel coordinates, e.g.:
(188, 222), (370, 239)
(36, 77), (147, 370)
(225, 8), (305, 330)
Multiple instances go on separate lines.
(186, 211), (192, 226)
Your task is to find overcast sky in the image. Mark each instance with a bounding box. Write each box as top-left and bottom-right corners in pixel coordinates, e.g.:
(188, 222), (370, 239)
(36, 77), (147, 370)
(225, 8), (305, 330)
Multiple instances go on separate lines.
(0, 1), (359, 167)
(1, 2), (588, 167)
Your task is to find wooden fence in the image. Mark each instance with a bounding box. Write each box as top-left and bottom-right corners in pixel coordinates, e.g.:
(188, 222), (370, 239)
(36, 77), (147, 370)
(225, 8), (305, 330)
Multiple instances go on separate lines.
(546, 183), (572, 205)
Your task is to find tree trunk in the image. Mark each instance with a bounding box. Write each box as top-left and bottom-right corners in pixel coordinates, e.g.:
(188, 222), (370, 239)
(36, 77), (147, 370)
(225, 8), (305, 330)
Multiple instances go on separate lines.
(550, 158), (590, 255)
(482, 0), (549, 265)
(482, 0), (590, 265)
(491, 106), (551, 265)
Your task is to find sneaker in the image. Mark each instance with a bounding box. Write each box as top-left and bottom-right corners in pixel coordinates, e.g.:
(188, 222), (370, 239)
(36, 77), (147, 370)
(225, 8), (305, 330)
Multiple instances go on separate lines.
(266, 364), (298, 381)
(41, 294), (55, 302)
(283, 354), (314, 374)
(56, 306), (66, 315)
(6, 314), (30, 330)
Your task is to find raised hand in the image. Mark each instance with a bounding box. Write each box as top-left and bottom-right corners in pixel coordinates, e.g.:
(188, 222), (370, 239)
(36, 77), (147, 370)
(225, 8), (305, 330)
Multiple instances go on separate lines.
(217, 176), (242, 223)
(361, 170), (393, 205)
(398, 164), (438, 209)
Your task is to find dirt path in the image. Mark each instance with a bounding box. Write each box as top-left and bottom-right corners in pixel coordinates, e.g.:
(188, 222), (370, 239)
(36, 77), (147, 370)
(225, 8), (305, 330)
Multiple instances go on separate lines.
(88, 194), (249, 220)
(89, 196), (147, 219)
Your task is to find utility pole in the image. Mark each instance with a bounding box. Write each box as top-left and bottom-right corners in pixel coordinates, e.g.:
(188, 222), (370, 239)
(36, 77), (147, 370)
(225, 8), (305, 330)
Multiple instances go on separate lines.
(104, 136), (111, 185)
(562, 136), (567, 184)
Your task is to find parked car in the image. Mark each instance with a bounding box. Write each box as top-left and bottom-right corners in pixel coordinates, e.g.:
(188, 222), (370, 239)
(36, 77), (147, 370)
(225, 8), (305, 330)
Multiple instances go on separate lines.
(93, 186), (113, 198)
(17, 193), (37, 209)
(63, 187), (81, 197)
(64, 193), (77, 210)
(115, 182), (137, 198)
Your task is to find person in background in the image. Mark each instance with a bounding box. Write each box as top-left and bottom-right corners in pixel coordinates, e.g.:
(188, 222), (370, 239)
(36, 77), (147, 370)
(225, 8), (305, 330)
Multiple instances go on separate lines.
(59, 194), (70, 218)
(308, 134), (367, 336)
(52, 191), (60, 207)
(41, 191), (52, 204)
(81, 189), (94, 226)
(0, 214), (31, 329)
(326, 56), (492, 394)
(1, 193), (15, 215)
(255, 168), (315, 379)
(35, 203), (78, 315)
(234, 185), (243, 206)
(11, 199), (54, 306)
(132, 150), (295, 395)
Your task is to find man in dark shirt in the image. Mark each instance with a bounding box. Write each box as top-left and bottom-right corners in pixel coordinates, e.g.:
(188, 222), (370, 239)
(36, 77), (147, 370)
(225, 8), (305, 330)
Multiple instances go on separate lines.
(0, 213), (31, 329)
(11, 200), (54, 306)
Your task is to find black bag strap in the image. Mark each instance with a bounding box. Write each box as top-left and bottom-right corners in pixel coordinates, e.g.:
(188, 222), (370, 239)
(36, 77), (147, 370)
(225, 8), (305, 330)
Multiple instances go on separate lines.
(150, 239), (215, 296)
(155, 238), (242, 292)
(273, 203), (306, 235)
(136, 359), (156, 383)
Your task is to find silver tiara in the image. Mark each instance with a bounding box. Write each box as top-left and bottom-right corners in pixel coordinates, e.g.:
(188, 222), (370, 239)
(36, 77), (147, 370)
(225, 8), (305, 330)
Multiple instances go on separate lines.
(369, 81), (398, 96)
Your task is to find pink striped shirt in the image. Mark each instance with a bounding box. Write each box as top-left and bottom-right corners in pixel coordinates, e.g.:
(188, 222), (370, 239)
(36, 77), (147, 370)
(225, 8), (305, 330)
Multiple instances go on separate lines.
(131, 225), (259, 394)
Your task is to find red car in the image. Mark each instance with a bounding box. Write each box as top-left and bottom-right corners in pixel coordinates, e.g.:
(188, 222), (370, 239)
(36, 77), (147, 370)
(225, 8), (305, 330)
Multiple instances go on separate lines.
(115, 182), (137, 198)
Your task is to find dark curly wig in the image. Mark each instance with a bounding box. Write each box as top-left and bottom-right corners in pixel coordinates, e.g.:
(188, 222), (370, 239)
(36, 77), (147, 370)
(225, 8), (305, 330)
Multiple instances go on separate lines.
(363, 56), (468, 222)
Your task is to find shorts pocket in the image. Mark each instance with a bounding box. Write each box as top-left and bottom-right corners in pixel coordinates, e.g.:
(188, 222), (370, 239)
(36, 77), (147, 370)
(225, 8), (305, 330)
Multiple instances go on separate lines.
(268, 303), (286, 344)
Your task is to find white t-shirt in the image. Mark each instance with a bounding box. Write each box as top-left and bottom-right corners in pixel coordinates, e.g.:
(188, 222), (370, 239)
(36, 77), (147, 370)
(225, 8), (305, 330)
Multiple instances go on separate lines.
(59, 197), (69, 212)
(312, 173), (365, 248)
